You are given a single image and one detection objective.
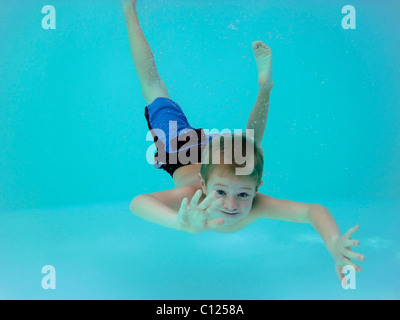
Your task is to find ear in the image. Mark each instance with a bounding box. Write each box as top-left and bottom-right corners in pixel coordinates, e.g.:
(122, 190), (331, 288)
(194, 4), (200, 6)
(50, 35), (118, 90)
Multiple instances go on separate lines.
(198, 173), (207, 192)
(256, 180), (264, 192)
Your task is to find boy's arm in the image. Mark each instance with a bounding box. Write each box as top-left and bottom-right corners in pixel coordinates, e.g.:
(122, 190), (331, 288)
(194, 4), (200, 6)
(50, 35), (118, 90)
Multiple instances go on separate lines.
(129, 186), (195, 231)
(251, 193), (365, 279)
(251, 193), (315, 223)
(130, 187), (225, 234)
(130, 194), (183, 231)
(300, 204), (364, 276)
(252, 193), (341, 244)
(246, 87), (271, 147)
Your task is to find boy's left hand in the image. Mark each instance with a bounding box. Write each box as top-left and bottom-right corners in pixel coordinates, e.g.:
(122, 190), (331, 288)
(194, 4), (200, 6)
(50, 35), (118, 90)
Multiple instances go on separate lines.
(328, 225), (365, 282)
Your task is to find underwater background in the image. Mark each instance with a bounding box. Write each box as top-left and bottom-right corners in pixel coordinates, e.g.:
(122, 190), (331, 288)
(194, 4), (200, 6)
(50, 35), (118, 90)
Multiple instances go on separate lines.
(0, 0), (399, 299)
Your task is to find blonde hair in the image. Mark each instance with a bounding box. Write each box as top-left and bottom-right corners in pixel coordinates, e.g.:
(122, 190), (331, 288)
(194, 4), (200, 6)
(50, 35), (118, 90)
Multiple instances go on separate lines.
(200, 133), (264, 191)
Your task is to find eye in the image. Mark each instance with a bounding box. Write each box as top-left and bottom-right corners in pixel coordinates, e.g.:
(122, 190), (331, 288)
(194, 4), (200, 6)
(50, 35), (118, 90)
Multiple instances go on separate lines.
(216, 190), (226, 196)
(238, 193), (249, 198)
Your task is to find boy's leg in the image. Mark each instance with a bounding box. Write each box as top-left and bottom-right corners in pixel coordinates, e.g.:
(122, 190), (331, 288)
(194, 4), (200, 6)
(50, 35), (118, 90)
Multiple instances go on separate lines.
(122, 3), (170, 105)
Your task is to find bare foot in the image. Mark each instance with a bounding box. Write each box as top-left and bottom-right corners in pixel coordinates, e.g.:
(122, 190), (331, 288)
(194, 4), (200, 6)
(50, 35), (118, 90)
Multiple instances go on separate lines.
(252, 41), (273, 90)
(120, 0), (137, 8)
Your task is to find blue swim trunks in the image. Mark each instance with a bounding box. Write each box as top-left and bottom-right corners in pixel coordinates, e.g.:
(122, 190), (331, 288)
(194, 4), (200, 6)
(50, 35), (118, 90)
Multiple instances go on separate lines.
(144, 97), (218, 177)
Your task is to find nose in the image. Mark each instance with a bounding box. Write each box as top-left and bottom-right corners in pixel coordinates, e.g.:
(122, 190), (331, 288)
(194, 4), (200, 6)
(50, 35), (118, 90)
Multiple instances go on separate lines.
(223, 195), (238, 212)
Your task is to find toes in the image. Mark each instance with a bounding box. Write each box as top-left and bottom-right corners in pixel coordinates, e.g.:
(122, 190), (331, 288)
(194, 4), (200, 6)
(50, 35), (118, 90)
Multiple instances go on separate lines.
(252, 41), (270, 51)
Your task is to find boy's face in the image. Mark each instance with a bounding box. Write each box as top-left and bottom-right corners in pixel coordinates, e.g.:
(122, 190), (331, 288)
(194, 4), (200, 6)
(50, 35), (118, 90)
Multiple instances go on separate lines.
(199, 169), (261, 226)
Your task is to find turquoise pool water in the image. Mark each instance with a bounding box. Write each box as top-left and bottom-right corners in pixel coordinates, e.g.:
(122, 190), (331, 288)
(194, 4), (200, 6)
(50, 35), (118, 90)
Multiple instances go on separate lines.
(1, 0), (399, 299)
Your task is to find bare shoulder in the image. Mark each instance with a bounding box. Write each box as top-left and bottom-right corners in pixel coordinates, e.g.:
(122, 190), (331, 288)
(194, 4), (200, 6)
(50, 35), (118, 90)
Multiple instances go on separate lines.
(250, 193), (315, 223)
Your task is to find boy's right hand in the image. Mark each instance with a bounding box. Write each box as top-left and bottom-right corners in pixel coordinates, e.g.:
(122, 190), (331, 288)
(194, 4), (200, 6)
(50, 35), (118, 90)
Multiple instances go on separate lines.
(177, 190), (225, 234)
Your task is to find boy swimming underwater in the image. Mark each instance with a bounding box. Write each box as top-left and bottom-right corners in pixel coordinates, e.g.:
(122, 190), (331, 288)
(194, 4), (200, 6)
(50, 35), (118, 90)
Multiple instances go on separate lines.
(120, 0), (365, 282)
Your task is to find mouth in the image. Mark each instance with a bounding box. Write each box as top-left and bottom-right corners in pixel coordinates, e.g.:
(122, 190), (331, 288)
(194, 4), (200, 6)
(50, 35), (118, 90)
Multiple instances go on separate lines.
(220, 210), (239, 216)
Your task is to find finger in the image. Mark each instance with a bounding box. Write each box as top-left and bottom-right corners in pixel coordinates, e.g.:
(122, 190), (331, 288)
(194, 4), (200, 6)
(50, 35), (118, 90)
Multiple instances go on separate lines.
(190, 189), (203, 207)
(340, 274), (348, 288)
(205, 218), (225, 230)
(344, 225), (360, 239)
(335, 265), (344, 282)
(343, 239), (360, 248)
(344, 248), (365, 262)
(207, 197), (224, 213)
(343, 248), (359, 260)
(342, 258), (362, 272)
(179, 197), (189, 212)
(198, 190), (218, 210)
(177, 198), (189, 222)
